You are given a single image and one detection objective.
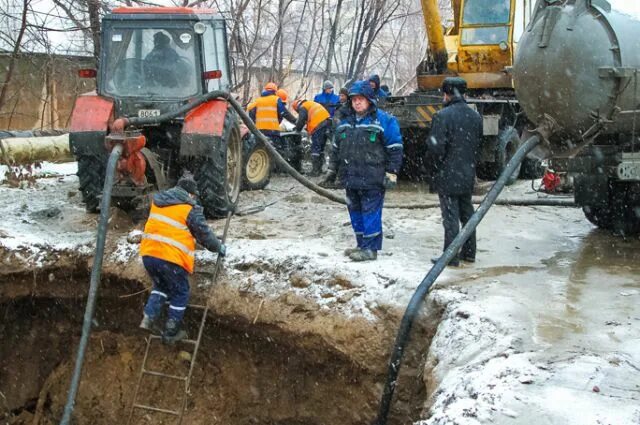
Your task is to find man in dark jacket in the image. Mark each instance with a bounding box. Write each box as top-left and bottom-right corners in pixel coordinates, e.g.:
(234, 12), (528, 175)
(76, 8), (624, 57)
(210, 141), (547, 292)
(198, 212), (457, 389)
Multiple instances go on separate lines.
(145, 32), (182, 87)
(139, 176), (226, 344)
(368, 74), (389, 99)
(428, 77), (482, 267)
(321, 80), (403, 261)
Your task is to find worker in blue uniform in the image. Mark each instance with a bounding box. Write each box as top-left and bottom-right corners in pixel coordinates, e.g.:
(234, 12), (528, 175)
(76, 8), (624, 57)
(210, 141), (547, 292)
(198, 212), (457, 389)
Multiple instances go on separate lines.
(321, 80), (403, 261)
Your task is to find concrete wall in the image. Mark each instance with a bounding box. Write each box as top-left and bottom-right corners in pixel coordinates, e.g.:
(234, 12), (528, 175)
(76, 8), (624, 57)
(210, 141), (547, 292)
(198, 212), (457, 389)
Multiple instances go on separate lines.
(0, 53), (96, 131)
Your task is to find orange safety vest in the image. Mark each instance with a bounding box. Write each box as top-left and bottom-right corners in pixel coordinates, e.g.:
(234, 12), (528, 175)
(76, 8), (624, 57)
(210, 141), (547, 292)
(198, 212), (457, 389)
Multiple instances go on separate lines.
(246, 101), (256, 113)
(301, 100), (330, 134)
(140, 202), (197, 273)
(254, 94), (280, 131)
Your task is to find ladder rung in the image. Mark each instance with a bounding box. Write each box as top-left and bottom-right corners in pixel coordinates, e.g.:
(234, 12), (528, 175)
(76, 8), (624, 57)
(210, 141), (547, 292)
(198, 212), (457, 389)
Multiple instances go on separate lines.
(132, 403), (179, 416)
(142, 369), (187, 381)
(150, 335), (197, 345)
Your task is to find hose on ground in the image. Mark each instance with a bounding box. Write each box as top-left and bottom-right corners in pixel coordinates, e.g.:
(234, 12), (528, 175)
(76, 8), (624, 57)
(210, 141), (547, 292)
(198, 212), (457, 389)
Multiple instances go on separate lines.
(60, 143), (124, 425)
(375, 135), (542, 425)
(125, 90), (347, 205)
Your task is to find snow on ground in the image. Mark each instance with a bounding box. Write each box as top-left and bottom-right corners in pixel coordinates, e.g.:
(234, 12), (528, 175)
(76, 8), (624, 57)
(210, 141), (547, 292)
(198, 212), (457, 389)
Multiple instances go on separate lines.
(1, 170), (639, 423)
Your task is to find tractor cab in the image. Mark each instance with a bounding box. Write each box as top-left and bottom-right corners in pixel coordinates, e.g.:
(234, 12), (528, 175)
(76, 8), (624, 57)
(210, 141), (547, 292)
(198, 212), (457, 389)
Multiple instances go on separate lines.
(99, 7), (231, 117)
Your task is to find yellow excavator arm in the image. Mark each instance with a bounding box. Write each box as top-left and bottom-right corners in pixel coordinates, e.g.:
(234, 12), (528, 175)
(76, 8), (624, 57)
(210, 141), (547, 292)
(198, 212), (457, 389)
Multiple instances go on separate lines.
(419, 0), (522, 91)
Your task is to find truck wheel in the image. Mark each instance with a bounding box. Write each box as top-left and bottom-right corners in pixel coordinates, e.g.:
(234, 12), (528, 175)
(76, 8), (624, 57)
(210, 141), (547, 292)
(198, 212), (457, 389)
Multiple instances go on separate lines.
(478, 127), (521, 185)
(582, 206), (613, 230)
(519, 157), (545, 179)
(242, 135), (272, 190)
(195, 116), (242, 218)
(77, 155), (104, 213)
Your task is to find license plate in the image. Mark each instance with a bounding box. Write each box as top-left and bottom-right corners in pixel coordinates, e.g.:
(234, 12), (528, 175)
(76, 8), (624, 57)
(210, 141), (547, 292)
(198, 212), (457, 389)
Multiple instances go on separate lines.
(138, 109), (160, 118)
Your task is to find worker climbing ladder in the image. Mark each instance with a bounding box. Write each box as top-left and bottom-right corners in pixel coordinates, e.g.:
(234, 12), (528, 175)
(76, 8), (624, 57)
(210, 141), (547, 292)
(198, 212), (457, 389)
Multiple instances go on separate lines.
(126, 210), (234, 425)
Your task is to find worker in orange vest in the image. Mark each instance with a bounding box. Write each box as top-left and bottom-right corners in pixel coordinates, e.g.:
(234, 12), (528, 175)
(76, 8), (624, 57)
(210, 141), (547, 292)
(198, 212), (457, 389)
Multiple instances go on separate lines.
(292, 99), (332, 176)
(248, 82), (296, 149)
(139, 176), (226, 344)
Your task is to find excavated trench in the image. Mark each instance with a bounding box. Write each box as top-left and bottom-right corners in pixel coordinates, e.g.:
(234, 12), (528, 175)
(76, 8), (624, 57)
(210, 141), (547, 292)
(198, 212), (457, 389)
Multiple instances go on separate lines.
(0, 263), (441, 425)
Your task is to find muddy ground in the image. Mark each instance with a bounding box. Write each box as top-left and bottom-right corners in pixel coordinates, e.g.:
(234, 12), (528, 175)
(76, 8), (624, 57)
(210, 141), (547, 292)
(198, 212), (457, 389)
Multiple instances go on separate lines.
(1, 165), (639, 424)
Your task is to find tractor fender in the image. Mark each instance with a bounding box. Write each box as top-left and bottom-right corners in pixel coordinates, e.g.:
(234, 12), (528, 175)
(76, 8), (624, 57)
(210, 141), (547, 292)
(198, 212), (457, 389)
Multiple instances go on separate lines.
(69, 94), (114, 157)
(180, 99), (233, 158)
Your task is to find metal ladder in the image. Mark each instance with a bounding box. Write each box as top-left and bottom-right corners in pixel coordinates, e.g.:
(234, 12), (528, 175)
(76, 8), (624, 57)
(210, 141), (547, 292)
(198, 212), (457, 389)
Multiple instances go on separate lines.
(126, 211), (233, 425)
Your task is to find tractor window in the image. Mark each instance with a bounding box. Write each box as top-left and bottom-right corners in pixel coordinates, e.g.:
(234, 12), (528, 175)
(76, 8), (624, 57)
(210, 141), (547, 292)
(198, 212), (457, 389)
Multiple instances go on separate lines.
(463, 0), (511, 25)
(461, 26), (510, 45)
(202, 19), (231, 92)
(102, 27), (199, 98)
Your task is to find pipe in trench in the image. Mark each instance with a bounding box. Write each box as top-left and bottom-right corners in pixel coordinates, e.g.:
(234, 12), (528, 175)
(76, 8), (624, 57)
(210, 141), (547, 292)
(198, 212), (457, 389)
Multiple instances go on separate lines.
(60, 144), (124, 425)
(374, 135), (542, 425)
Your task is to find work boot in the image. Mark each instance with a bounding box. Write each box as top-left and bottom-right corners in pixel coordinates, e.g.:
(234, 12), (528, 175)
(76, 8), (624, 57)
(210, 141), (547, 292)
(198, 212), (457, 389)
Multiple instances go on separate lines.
(343, 247), (360, 256)
(349, 249), (377, 262)
(139, 314), (161, 335)
(431, 256), (460, 267)
(460, 256), (475, 263)
(162, 319), (187, 345)
(309, 156), (324, 177)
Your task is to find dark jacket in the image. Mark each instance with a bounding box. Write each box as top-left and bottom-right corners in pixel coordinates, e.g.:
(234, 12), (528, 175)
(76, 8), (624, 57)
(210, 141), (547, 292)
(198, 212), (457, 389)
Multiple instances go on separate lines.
(329, 106), (403, 190)
(152, 187), (222, 252)
(428, 97), (482, 195)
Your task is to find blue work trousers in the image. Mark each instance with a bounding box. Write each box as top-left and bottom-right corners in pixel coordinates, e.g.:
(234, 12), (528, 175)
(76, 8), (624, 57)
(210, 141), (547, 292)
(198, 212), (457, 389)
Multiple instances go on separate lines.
(311, 123), (332, 157)
(346, 188), (384, 251)
(142, 256), (190, 324)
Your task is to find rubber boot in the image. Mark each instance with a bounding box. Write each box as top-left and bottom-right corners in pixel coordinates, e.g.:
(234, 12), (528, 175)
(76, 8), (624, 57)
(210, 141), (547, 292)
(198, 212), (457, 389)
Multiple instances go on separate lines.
(349, 249), (377, 262)
(162, 319), (187, 345)
(309, 156), (324, 177)
(343, 247), (360, 256)
(139, 314), (161, 335)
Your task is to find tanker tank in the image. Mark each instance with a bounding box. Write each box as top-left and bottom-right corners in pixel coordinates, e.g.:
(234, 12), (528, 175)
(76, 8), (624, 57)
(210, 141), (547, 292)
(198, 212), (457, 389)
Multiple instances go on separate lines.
(514, 0), (640, 142)
(513, 0), (640, 235)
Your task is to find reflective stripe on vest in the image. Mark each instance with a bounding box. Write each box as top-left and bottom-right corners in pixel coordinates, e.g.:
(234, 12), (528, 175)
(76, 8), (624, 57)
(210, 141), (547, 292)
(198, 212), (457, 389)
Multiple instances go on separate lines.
(140, 202), (196, 273)
(254, 95), (280, 131)
(302, 101), (330, 134)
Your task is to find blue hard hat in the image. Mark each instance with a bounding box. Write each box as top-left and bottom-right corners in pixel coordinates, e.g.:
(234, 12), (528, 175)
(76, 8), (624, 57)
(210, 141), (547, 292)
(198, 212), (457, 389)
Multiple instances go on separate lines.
(348, 80), (377, 104)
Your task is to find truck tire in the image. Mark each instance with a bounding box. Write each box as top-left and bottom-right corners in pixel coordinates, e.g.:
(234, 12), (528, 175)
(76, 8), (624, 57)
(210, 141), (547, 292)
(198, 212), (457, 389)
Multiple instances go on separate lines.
(582, 206), (612, 230)
(195, 115), (242, 218)
(77, 155), (105, 213)
(519, 157), (545, 179)
(242, 135), (272, 190)
(477, 127), (521, 185)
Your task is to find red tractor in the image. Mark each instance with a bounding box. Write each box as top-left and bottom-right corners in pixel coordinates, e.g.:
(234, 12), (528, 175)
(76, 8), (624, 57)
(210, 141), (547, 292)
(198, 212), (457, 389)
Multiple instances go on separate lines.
(69, 7), (245, 217)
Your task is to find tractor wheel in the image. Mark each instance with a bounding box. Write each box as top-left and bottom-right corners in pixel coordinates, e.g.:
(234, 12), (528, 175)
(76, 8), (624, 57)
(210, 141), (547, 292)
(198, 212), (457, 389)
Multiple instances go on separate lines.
(77, 155), (105, 213)
(242, 135), (272, 190)
(195, 116), (242, 218)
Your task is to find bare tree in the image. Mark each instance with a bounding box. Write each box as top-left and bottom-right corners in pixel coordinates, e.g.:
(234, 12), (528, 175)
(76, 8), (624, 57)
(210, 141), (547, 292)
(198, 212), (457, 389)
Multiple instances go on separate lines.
(0, 0), (30, 111)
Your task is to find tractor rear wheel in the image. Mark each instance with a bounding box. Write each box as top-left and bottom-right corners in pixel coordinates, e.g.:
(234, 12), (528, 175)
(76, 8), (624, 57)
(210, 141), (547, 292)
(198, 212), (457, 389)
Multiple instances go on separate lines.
(77, 155), (105, 213)
(242, 135), (272, 190)
(195, 115), (242, 218)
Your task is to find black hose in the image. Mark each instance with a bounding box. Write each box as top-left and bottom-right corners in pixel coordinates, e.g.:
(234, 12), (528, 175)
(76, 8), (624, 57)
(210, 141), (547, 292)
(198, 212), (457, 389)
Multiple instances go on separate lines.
(125, 91), (347, 205)
(374, 135), (541, 425)
(60, 144), (123, 425)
